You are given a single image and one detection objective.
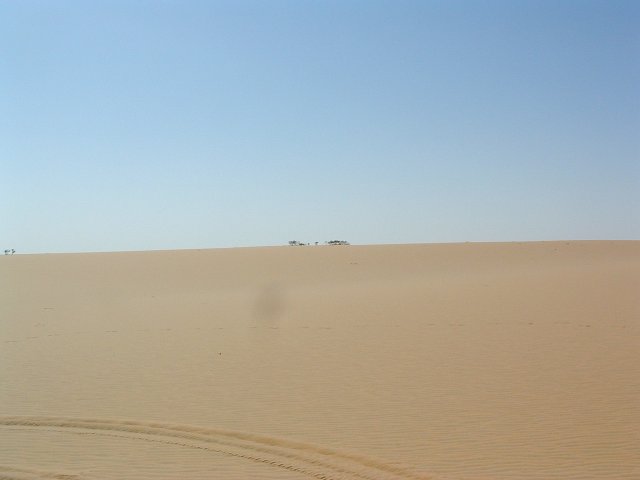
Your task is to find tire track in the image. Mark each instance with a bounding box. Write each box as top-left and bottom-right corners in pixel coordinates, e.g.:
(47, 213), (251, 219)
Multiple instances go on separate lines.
(0, 465), (82, 480)
(0, 417), (431, 480)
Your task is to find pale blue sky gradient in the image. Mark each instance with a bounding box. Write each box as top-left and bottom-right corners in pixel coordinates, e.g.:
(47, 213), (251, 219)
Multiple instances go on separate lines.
(2, 0), (639, 253)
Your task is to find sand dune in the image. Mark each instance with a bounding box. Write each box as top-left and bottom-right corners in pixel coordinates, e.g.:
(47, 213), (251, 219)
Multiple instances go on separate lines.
(1, 241), (638, 479)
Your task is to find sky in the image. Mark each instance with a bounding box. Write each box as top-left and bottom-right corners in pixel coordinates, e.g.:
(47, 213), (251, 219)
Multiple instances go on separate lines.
(1, 0), (639, 253)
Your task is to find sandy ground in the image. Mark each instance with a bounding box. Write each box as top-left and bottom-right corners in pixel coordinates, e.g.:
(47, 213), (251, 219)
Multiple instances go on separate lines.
(1, 241), (638, 480)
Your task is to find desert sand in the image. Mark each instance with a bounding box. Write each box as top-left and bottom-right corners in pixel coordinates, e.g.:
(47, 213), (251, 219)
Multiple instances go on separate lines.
(1, 241), (638, 479)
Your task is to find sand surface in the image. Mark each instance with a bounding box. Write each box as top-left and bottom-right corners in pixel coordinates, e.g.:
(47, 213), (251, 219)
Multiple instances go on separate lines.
(1, 241), (638, 479)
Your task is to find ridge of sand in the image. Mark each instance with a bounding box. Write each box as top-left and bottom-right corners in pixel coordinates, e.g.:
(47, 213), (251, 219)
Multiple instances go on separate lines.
(1, 241), (638, 479)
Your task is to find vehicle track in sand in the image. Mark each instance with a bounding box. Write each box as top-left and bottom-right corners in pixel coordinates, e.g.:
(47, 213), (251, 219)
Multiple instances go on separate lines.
(0, 464), (83, 480)
(0, 416), (432, 480)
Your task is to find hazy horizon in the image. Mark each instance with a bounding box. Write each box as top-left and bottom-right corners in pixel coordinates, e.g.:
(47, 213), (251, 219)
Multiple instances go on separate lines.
(3, 239), (640, 257)
(2, 0), (639, 254)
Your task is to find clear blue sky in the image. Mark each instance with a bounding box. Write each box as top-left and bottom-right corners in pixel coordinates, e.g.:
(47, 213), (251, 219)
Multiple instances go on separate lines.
(2, 0), (639, 253)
